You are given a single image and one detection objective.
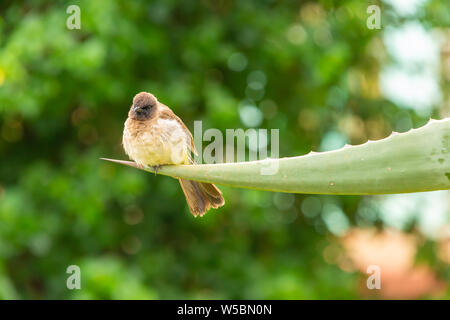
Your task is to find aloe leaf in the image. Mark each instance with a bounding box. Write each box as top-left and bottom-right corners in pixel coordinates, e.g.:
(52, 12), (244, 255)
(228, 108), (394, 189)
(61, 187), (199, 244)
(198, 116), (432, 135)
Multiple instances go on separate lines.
(102, 119), (450, 194)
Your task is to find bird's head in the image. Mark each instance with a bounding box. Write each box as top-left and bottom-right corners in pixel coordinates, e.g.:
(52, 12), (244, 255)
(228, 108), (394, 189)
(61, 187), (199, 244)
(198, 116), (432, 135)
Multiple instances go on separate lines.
(129, 92), (158, 120)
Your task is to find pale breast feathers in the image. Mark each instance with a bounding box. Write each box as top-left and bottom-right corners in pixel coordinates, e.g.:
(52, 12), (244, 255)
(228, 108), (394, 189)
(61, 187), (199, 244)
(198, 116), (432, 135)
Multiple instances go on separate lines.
(123, 117), (193, 166)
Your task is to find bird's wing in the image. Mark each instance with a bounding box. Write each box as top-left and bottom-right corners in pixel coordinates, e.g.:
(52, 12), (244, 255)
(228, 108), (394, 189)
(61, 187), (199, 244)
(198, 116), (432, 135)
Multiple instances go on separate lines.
(158, 104), (198, 157)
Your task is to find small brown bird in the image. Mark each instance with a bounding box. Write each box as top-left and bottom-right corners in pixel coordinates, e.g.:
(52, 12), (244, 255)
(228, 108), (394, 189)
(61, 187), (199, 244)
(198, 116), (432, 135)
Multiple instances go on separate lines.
(122, 92), (225, 217)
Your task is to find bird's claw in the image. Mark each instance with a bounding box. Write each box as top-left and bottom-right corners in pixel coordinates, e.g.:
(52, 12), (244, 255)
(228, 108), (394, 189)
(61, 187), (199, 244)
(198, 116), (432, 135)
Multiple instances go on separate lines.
(153, 165), (161, 175)
(134, 162), (160, 175)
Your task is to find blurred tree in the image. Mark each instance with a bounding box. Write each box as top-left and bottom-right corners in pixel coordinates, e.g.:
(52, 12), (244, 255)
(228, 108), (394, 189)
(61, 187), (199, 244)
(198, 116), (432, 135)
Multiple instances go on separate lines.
(0, 0), (448, 299)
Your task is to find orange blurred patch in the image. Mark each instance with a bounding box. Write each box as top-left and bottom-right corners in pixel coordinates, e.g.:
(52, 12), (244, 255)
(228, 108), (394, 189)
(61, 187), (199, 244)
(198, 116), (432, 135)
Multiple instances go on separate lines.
(438, 238), (450, 264)
(340, 228), (447, 299)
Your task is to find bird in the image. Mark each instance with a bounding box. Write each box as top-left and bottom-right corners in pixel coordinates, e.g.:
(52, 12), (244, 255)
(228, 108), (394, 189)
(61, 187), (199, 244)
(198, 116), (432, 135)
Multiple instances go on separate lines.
(122, 92), (225, 217)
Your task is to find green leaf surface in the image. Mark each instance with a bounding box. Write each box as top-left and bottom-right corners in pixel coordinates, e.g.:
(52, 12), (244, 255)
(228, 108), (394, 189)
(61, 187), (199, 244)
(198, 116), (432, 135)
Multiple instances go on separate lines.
(102, 119), (450, 195)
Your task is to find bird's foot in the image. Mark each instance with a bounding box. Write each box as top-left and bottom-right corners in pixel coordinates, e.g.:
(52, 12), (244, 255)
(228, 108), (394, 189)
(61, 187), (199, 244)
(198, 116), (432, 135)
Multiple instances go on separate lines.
(152, 165), (161, 175)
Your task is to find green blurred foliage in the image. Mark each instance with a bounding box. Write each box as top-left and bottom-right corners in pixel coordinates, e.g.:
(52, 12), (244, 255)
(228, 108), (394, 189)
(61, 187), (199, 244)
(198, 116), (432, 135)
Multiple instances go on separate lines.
(0, 0), (448, 299)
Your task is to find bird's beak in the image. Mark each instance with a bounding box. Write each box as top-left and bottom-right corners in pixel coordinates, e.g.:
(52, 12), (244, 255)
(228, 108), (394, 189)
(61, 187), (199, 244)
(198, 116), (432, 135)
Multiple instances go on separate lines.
(133, 104), (148, 116)
(132, 104), (141, 113)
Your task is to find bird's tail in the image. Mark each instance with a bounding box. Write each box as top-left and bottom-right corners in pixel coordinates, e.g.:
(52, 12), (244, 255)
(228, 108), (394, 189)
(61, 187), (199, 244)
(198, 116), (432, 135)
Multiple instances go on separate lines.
(178, 179), (225, 217)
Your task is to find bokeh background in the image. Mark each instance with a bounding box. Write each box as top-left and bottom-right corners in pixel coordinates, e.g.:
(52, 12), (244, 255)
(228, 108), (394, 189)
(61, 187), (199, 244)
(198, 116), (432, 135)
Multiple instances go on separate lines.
(0, 0), (449, 299)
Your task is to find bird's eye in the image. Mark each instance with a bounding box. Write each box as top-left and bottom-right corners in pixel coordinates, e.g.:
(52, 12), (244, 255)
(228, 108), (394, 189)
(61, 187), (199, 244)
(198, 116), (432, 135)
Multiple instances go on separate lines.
(141, 105), (151, 111)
